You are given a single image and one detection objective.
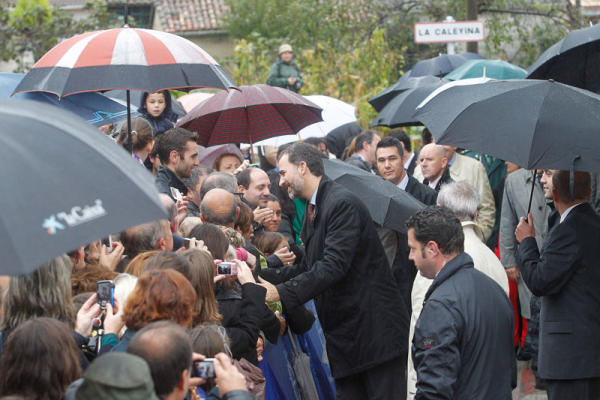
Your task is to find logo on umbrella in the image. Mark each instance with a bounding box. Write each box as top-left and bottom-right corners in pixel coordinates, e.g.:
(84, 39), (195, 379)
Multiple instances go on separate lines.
(43, 199), (107, 235)
(43, 215), (65, 235)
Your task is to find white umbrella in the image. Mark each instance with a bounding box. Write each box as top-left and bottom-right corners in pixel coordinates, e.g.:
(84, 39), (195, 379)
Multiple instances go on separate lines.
(417, 77), (494, 109)
(255, 94), (356, 147)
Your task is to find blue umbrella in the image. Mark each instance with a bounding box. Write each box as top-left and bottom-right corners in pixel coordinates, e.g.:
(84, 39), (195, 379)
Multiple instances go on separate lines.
(0, 73), (137, 127)
(445, 59), (527, 80)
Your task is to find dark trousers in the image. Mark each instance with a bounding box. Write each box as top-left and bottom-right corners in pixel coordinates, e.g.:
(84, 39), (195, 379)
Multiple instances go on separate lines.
(335, 357), (406, 400)
(547, 377), (600, 400)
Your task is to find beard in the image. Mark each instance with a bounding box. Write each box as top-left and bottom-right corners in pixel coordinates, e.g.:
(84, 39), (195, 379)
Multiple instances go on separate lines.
(286, 175), (304, 200)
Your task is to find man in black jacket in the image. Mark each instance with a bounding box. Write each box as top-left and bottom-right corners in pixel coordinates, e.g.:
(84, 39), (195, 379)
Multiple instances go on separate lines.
(259, 143), (408, 399)
(407, 206), (515, 399)
(376, 137), (437, 206)
(516, 170), (600, 399)
(155, 128), (199, 201)
(375, 136), (436, 313)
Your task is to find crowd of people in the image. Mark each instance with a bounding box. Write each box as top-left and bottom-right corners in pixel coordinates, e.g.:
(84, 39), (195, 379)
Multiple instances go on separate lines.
(0, 81), (599, 400)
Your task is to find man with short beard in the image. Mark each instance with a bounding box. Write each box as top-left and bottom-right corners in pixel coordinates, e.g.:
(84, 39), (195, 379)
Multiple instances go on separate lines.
(258, 143), (408, 400)
(155, 128), (199, 201)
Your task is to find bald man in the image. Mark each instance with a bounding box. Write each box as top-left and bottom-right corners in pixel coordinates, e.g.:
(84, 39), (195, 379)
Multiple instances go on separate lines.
(419, 144), (452, 192)
(200, 188), (239, 227)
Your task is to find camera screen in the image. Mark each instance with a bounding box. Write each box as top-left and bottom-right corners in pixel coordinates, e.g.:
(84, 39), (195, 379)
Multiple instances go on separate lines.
(194, 360), (215, 378)
(217, 263), (231, 275)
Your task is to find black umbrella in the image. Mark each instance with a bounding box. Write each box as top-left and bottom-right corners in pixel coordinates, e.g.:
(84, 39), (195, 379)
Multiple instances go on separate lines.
(370, 82), (446, 128)
(410, 52), (484, 77)
(325, 122), (362, 159)
(368, 72), (446, 112)
(413, 79), (600, 212)
(0, 100), (167, 275)
(527, 24), (600, 92)
(324, 159), (425, 232)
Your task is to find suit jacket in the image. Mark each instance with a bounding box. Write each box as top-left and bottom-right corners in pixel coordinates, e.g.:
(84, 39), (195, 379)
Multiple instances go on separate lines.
(274, 176), (409, 378)
(405, 176), (437, 205)
(517, 203), (600, 379)
(406, 151), (419, 177)
(344, 154), (372, 173)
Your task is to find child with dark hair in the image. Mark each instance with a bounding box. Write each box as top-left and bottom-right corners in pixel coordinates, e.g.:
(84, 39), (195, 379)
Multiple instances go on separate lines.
(139, 91), (176, 136)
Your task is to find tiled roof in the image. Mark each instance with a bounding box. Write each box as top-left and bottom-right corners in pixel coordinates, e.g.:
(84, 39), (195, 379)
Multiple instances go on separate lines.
(155, 0), (227, 32)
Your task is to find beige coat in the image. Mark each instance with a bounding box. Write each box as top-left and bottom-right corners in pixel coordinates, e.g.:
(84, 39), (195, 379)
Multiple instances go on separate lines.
(414, 153), (496, 240)
(406, 221), (509, 400)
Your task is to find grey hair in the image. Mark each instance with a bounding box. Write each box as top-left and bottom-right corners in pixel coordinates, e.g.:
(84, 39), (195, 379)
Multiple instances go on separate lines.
(182, 166), (212, 191)
(200, 172), (238, 199)
(200, 192), (237, 226)
(1, 254), (74, 331)
(437, 181), (480, 222)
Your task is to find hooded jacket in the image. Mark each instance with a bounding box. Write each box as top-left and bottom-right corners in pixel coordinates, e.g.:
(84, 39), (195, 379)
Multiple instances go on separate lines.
(140, 91), (176, 136)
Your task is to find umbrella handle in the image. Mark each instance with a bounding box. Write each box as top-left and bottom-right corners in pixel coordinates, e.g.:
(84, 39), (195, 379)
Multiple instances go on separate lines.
(526, 170), (537, 215)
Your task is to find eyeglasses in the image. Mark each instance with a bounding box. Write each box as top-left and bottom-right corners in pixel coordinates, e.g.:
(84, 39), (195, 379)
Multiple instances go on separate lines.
(233, 192), (244, 199)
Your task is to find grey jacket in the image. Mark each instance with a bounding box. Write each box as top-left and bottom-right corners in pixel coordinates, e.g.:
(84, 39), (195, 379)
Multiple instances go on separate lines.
(499, 168), (551, 318)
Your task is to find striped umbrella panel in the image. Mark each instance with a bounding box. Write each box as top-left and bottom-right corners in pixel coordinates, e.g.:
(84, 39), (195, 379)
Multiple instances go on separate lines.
(14, 28), (234, 97)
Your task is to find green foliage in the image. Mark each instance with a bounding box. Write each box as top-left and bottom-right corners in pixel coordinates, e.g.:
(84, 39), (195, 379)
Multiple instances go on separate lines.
(0, 0), (123, 72)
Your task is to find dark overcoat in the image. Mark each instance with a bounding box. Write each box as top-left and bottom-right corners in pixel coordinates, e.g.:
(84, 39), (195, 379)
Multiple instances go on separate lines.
(274, 176), (408, 378)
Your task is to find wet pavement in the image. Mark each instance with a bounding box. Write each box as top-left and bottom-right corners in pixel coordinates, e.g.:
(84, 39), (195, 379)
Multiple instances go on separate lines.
(513, 360), (548, 400)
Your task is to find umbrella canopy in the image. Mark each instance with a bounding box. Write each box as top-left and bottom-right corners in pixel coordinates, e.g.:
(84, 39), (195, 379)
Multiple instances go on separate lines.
(410, 52), (484, 77)
(326, 122), (362, 159)
(368, 72), (446, 112)
(13, 27), (235, 97)
(323, 159), (425, 232)
(105, 89), (187, 119)
(445, 59), (527, 80)
(0, 73), (137, 127)
(176, 84), (323, 146)
(0, 99), (167, 275)
(370, 82), (447, 128)
(527, 23), (600, 92)
(256, 94), (355, 147)
(197, 144), (244, 168)
(178, 92), (215, 113)
(413, 79), (600, 172)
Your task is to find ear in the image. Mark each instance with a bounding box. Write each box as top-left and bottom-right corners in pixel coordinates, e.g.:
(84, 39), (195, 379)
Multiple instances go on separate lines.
(552, 188), (559, 204)
(156, 237), (167, 250)
(178, 368), (189, 391)
(169, 149), (179, 165)
(235, 206), (240, 222)
(200, 213), (206, 223)
(441, 157), (449, 168)
(238, 184), (246, 193)
(426, 240), (439, 255)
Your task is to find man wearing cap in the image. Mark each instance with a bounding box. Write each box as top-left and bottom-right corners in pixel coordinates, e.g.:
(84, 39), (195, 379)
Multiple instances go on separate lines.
(267, 44), (304, 92)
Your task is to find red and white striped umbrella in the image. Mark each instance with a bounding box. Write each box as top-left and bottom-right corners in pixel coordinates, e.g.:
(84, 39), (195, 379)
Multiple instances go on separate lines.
(13, 27), (235, 98)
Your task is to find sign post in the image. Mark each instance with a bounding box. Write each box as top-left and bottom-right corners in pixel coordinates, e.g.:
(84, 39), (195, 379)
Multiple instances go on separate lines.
(414, 18), (485, 54)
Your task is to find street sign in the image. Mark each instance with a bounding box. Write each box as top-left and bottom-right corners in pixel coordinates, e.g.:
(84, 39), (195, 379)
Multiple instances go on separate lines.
(414, 20), (485, 43)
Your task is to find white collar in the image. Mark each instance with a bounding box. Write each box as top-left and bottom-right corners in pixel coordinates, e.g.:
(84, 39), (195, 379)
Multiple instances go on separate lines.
(396, 173), (409, 190)
(309, 187), (318, 206)
(428, 175), (442, 189)
(560, 202), (585, 223)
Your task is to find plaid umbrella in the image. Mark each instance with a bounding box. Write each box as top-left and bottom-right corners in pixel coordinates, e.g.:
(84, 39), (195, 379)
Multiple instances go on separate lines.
(177, 84), (323, 146)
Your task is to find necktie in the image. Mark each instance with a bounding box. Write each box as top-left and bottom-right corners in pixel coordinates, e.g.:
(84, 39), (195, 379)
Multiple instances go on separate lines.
(307, 203), (315, 223)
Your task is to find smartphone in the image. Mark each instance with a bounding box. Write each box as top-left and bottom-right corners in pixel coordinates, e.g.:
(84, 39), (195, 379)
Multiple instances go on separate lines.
(216, 262), (238, 276)
(96, 280), (115, 309)
(170, 186), (183, 202)
(192, 359), (215, 378)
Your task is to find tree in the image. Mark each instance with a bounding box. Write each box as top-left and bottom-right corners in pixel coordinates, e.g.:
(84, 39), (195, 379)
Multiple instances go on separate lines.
(1, 0), (125, 72)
